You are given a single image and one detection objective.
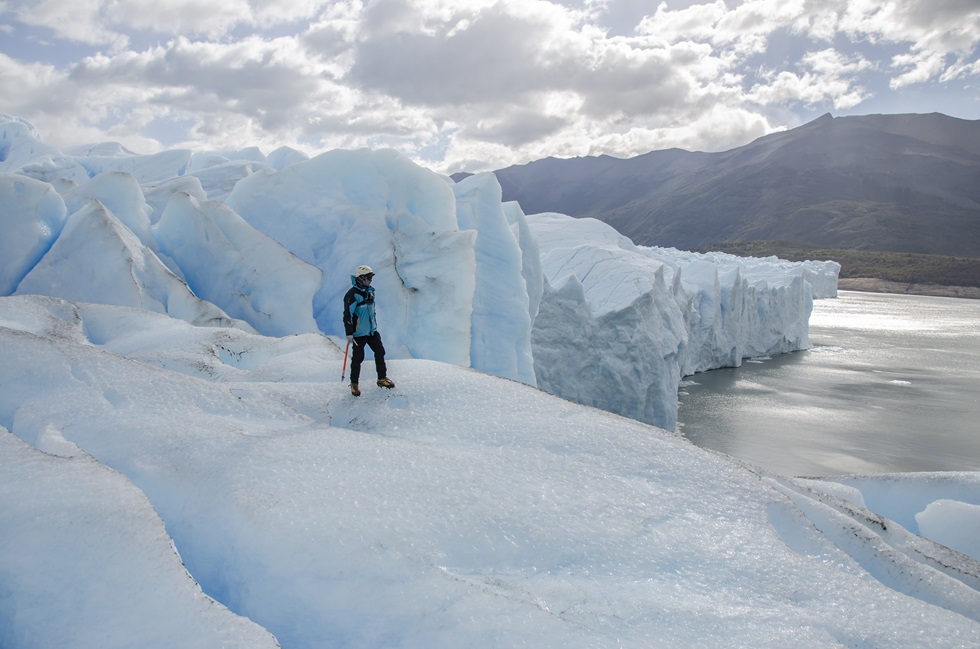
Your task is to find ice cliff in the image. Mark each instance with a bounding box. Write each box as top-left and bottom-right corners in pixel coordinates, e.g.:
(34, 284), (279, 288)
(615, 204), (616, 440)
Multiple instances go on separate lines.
(0, 113), (839, 430)
(526, 213), (827, 429)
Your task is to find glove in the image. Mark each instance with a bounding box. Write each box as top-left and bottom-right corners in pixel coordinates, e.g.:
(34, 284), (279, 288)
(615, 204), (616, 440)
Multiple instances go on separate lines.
(346, 334), (355, 346)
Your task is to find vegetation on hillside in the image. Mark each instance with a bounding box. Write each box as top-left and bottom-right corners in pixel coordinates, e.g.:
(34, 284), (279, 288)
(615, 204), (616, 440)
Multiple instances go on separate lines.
(701, 241), (980, 288)
(495, 115), (980, 261)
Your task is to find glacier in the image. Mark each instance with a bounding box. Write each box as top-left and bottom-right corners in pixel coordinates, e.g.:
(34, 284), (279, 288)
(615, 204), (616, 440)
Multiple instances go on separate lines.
(0, 173), (67, 295)
(14, 199), (246, 331)
(224, 147), (479, 367)
(1, 295), (978, 648)
(527, 212), (826, 429)
(3, 113), (980, 648)
(0, 112), (839, 429)
(155, 191), (323, 337)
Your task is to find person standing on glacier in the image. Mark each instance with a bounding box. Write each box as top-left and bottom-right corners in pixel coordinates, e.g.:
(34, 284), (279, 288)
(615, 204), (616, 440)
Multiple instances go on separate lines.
(343, 265), (396, 396)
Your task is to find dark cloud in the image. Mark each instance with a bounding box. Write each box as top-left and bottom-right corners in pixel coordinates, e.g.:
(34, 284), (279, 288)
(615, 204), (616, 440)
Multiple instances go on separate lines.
(302, 24), (354, 64)
(461, 108), (570, 146)
(573, 46), (701, 119)
(69, 38), (321, 129)
(904, 0), (980, 28)
(346, 4), (561, 106)
(359, 0), (426, 37)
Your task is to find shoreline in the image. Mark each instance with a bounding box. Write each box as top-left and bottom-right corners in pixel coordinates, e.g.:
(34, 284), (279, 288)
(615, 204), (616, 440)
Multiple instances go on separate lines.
(837, 277), (980, 299)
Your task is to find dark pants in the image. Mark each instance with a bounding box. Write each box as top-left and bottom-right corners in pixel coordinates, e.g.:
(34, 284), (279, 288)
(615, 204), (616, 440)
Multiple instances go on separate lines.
(349, 331), (387, 384)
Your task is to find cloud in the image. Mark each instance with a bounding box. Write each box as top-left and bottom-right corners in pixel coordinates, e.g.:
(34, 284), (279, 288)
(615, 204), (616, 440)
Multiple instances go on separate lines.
(572, 39), (724, 119)
(0, 54), (69, 115)
(890, 50), (949, 90)
(345, 0), (581, 106)
(1, 0), (978, 173)
(459, 106), (571, 147)
(636, 0), (803, 56)
(747, 48), (873, 109)
(836, 0), (980, 82)
(66, 37), (324, 129)
(9, 0), (327, 44)
(10, 0), (120, 47)
(342, 1), (744, 140)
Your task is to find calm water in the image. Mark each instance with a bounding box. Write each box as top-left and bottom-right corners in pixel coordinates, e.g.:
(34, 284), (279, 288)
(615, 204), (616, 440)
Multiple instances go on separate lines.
(677, 291), (980, 477)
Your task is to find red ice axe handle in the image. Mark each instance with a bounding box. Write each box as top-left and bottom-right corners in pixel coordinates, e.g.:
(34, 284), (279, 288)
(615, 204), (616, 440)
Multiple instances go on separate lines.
(341, 340), (350, 380)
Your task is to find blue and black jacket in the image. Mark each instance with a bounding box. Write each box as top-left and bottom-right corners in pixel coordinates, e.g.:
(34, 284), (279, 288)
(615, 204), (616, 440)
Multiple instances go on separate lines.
(343, 276), (378, 338)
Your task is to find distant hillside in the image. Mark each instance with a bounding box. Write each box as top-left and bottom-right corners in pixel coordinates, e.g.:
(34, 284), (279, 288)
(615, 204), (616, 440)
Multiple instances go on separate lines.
(701, 241), (980, 291)
(490, 113), (980, 261)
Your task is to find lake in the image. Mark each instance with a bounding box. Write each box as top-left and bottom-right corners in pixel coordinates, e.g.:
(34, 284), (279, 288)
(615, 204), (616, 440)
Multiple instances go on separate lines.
(677, 291), (980, 477)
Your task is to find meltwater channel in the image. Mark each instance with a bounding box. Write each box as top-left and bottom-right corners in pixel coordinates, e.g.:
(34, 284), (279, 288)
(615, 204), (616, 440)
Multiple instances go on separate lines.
(677, 290), (980, 477)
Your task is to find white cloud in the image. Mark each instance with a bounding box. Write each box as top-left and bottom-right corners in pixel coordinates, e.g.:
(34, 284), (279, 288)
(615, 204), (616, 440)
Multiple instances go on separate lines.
(747, 48), (872, 109)
(342, 0), (614, 111)
(838, 0), (980, 85)
(9, 0), (327, 45)
(635, 1), (728, 43)
(942, 57), (980, 83)
(67, 37), (325, 123)
(636, 0), (807, 58)
(0, 53), (164, 152)
(889, 50), (948, 89)
(1, 0), (977, 173)
(105, 0), (253, 37)
(712, 0), (805, 50)
(12, 0), (129, 47)
(0, 54), (69, 116)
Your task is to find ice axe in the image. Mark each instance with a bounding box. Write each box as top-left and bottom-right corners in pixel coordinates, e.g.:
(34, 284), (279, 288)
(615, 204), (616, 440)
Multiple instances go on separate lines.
(341, 340), (350, 380)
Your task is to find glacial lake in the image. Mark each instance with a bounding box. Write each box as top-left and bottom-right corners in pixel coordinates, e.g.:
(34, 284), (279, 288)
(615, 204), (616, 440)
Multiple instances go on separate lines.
(677, 291), (980, 477)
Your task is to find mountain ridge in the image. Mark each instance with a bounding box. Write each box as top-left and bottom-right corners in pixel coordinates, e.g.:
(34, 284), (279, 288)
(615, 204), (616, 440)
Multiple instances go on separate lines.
(484, 113), (980, 262)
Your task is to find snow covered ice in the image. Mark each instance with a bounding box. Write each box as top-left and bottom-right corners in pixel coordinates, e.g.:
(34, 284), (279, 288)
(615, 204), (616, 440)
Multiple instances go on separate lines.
(0, 112), (837, 427)
(0, 430), (278, 649)
(527, 213), (821, 429)
(155, 191), (322, 337)
(2, 296), (979, 648)
(2, 113), (980, 647)
(225, 147), (479, 368)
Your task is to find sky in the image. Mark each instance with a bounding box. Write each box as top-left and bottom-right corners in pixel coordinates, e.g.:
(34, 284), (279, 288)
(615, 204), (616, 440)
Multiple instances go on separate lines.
(1, 0), (979, 174)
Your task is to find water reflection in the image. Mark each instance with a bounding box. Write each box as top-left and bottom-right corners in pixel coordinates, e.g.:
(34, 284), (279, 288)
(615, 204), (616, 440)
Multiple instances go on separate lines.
(677, 291), (980, 477)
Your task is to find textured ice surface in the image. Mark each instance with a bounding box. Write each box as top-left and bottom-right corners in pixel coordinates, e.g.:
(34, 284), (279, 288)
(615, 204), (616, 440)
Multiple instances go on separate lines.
(61, 171), (156, 249)
(806, 472), (980, 562)
(1, 112), (840, 431)
(917, 500), (980, 561)
(0, 174), (67, 295)
(15, 201), (247, 331)
(155, 192), (321, 336)
(226, 148), (477, 365)
(0, 429), (280, 649)
(527, 213), (817, 429)
(0, 113), (90, 184)
(1, 295), (977, 649)
(453, 173), (535, 384)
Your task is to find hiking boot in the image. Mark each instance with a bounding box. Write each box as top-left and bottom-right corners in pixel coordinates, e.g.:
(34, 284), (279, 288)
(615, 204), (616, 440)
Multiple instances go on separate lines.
(350, 383), (360, 397)
(377, 377), (395, 389)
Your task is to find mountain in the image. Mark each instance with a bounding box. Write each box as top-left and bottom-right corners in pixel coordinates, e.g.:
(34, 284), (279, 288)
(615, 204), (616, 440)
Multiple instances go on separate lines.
(488, 113), (980, 259)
